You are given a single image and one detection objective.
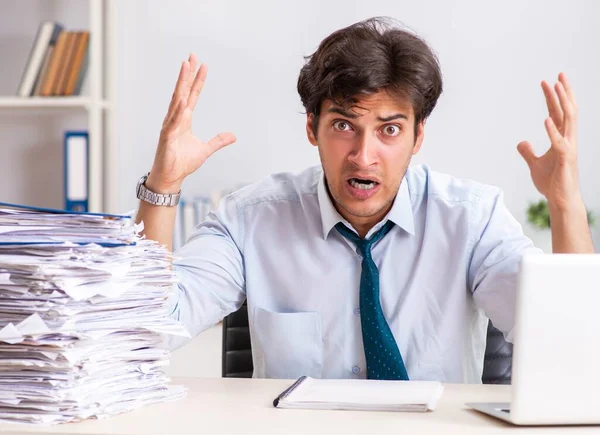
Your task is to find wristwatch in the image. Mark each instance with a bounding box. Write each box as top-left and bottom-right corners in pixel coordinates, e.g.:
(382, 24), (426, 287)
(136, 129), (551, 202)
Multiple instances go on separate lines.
(136, 173), (181, 207)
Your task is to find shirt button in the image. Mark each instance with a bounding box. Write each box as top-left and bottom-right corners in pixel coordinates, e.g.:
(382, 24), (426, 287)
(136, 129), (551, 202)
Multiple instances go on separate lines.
(354, 308), (360, 316)
(352, 366), (361, 374)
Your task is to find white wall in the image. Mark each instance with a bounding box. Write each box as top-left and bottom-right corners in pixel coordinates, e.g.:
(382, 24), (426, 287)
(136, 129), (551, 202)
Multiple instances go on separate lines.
(114, 0), (600, 376)
(3, 0), (600, 378)
(115, 0), (600, 249)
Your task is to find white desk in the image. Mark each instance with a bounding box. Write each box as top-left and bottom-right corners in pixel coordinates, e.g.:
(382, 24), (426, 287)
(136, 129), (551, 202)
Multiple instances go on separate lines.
(0, 377), (597, 434)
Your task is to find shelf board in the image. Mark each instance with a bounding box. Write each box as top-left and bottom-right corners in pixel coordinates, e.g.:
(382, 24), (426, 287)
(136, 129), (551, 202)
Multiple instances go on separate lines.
(0, 97), (108, 109)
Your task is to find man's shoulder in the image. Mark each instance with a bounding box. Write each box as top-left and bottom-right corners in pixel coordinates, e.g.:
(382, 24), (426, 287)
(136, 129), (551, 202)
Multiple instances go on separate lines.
(228, 165), (321, 208)
(406, 164), (502, 206)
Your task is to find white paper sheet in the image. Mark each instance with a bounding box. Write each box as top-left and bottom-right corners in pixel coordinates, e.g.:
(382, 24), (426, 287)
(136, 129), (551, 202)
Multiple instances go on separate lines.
(0, 204), (187, 424)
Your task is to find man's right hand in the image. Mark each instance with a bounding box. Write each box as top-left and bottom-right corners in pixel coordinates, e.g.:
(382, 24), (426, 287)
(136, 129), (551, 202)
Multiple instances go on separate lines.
(147, 53), (237, 193)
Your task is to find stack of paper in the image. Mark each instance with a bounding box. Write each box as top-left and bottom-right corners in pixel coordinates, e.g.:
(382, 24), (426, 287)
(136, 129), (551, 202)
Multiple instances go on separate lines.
(0, 203), (189, 424)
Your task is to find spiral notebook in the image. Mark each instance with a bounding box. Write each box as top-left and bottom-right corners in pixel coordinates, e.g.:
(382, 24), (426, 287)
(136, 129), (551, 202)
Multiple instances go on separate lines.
(273, 376), (444, 412)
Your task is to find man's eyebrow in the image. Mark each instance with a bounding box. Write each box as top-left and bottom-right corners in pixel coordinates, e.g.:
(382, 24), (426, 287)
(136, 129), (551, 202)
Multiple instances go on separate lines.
(326, 107), (408, 122)
(377, 113), (408, 122)
(326, 107), (358, 118)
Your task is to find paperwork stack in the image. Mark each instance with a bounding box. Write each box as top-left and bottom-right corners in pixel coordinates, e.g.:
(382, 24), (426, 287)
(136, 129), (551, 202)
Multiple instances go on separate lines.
(0, 203), (189, 424)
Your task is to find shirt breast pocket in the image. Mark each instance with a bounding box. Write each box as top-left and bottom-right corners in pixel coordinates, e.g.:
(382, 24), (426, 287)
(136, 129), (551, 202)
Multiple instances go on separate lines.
(252, 307), (323, 379)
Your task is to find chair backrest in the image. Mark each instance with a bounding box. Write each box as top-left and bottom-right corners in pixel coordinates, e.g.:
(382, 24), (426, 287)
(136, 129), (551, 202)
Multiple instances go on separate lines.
(221, 301), (253, 378)
(482, 321), (513, 384)
(222, 302), (513, 383)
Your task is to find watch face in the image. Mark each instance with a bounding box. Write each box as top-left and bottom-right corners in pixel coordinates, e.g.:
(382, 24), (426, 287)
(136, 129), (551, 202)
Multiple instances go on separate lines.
(136, 175), (147, 197)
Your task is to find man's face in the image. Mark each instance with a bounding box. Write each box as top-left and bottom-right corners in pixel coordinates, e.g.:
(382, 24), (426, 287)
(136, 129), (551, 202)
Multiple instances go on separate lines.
(306, 90), (424, 233)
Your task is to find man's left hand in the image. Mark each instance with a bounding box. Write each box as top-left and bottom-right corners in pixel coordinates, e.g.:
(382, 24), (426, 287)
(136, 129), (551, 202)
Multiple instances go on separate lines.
(517, 72), (581, 211)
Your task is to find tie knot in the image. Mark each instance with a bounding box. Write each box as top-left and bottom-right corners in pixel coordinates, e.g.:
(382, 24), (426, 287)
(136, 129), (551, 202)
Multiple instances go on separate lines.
(335, 221), (394, 257)
(355, 239), (370, 257)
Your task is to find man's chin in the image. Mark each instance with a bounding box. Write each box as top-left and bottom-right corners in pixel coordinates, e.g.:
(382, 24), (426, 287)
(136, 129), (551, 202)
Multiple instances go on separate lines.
(330, 185), (392, 221)
(339, 202), (387, 219)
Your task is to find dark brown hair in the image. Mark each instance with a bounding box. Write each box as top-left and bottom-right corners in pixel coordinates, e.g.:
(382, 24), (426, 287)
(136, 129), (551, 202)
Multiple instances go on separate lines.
(297, 17), (443, 138)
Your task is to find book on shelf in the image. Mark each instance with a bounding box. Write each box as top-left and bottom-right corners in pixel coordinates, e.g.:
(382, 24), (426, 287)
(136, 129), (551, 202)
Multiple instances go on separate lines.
(38, 30), (69, 96)
(17, 21), (63, 97)
(53, 31), (78, 95)
(17, 21), (90, 98)
(32, 38), (55, 96)
(65, 32), (90, 96)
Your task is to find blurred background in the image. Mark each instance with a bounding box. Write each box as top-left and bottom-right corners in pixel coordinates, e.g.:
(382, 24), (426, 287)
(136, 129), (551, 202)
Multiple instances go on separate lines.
(1, 0), (599, 377)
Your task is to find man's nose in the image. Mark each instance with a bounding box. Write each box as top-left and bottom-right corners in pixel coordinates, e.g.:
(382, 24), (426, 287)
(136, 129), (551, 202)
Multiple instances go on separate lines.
(348, 133), (377, 167)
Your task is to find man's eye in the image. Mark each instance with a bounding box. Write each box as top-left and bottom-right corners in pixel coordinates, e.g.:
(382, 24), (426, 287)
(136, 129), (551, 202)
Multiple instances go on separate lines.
(382, 124), (401, 136)
(333, 120), (352, 131)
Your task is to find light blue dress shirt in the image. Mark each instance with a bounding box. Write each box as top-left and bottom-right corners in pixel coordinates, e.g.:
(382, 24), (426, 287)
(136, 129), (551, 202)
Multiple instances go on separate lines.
(169, 164), (540, 383)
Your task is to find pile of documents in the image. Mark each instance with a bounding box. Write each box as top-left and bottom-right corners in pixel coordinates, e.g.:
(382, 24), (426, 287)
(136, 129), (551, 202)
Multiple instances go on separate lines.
(0, 203), (188, 424)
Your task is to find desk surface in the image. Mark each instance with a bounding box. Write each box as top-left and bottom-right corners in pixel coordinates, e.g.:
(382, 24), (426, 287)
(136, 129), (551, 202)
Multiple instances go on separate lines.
(0, 377), (597, 434)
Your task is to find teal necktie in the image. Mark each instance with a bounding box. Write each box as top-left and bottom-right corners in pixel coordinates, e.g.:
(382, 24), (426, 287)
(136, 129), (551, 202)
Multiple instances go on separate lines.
(335, 221), (409, 380)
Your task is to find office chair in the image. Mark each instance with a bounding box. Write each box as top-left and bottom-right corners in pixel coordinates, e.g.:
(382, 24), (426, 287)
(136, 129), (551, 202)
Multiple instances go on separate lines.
(481, 321), (513, 384)
(221, 301), (253, 378)
(222, 302), (513, 384)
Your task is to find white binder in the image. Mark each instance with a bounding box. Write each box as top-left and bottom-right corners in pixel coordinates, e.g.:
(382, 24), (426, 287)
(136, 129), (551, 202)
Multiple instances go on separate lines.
(64, 131), (89, 212)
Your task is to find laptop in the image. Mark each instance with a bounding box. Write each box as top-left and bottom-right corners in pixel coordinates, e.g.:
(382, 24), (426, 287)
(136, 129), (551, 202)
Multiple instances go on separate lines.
(467, 254), (600, 425)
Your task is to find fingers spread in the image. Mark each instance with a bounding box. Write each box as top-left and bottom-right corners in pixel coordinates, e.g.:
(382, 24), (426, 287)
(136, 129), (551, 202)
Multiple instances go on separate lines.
(164, 61), (190, 127)
(206, 132), (237, 156)
(162, 99), (186, 143)
(541, 80), (563, 133)
(188, 53), (198, 94)
(558, 72), (577, 105)
(517, 140), (538, 168)
(544, 117), (567, 153)
(187, 63), (208, 111)
(555, 81), (576, 141)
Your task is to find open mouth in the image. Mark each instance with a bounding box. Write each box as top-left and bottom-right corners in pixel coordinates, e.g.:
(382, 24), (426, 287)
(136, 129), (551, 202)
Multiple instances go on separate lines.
(348, 178), (379, 190)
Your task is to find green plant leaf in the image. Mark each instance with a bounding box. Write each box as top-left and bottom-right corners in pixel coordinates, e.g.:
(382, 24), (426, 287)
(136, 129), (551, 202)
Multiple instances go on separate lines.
(526, 199), (595, 229)
(526, 199), (550, 230)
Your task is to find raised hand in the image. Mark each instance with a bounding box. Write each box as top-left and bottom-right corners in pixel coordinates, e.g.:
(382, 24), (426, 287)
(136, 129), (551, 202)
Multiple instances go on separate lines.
(517, 73), (581, 211)
(148, 53), (236, 193)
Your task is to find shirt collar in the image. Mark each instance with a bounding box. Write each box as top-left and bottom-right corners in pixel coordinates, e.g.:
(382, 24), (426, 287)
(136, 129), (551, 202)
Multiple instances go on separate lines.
(317, 170), (415, 240)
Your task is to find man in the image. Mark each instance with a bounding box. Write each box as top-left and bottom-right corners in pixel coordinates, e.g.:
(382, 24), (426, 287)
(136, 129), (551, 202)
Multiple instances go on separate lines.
(136, 18), (594, 383)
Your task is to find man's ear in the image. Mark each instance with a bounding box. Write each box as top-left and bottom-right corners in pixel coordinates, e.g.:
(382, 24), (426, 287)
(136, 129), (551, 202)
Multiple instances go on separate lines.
(412, 120), (425, 155)
(306, 114), (318, 146)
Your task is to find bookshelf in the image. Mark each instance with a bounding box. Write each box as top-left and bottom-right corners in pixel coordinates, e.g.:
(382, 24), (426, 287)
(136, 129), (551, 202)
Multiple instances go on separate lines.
(0, 0), (117, 213)
(0, 97), (109, 109)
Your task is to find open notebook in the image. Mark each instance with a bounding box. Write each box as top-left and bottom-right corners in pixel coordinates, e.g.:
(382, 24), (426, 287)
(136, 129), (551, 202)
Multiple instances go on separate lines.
(273, 376), (444, 412)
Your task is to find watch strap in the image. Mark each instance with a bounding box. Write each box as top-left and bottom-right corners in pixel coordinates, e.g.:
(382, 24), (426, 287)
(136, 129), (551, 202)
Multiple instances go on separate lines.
(137, 174), (181, 207)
